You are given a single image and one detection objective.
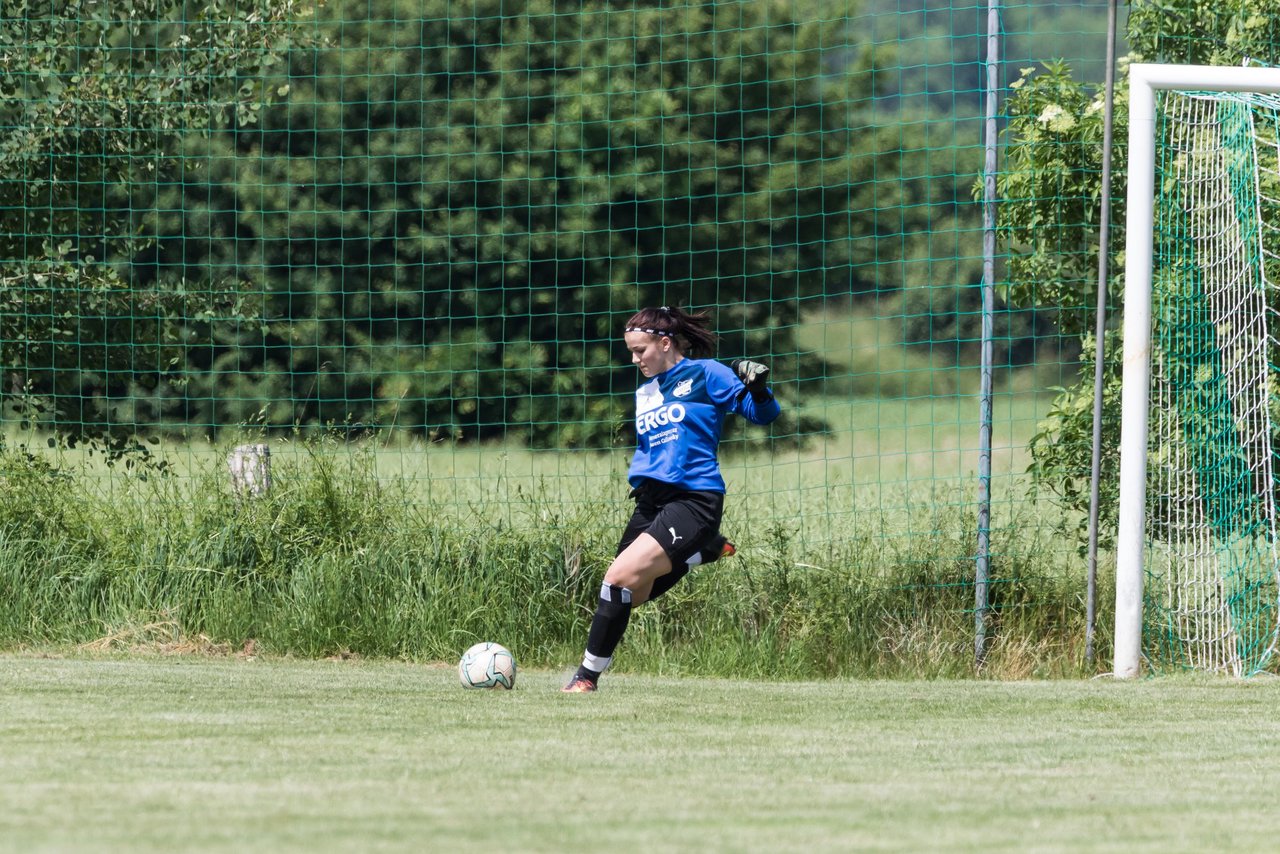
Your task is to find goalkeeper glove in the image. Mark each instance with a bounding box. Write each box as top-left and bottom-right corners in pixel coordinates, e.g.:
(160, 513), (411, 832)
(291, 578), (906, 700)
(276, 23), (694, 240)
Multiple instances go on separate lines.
(731, 358), (772, 402)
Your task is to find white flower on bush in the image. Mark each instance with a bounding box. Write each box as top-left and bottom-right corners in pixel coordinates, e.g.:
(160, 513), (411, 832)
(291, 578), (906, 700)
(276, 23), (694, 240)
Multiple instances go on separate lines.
(1037, 103), (1077, 132)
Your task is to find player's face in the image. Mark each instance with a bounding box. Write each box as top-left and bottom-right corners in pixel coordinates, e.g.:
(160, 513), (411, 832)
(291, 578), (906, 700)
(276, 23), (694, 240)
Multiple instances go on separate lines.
(625, 331), (681, 377)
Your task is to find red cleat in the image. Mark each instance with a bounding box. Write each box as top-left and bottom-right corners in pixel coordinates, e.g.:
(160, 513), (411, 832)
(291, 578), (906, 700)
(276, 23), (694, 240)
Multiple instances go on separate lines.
(561, 675), (598, 693)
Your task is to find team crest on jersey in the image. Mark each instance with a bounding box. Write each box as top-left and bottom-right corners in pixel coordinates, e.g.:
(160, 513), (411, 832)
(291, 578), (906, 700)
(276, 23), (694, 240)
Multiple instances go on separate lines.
(672, 379), (694, 398)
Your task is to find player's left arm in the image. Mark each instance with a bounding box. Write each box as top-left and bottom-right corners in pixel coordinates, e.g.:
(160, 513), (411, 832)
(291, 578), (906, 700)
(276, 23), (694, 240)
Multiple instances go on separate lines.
(706, 360), (781, 425)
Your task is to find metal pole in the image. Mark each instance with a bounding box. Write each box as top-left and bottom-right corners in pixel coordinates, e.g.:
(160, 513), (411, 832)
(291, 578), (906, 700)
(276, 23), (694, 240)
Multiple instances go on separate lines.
(1085, 0), (1119, 668)
(975, 0), (1000, 665)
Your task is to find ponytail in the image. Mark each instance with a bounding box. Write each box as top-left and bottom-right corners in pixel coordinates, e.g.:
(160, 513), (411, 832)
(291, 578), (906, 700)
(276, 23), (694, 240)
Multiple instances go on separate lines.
(624, 306), (717, 358)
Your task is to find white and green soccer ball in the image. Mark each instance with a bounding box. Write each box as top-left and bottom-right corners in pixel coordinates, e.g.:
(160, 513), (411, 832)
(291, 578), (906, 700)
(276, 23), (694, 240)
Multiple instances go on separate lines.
(457, 641), (516, 690)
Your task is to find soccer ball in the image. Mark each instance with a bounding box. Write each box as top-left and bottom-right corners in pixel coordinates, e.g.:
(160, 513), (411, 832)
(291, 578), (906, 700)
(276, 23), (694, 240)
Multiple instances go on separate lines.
(457, 641), (517, 690)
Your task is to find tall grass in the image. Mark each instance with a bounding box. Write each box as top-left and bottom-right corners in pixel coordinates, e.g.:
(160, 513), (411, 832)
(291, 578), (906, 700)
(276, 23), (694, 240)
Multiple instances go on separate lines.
(0, 438), (1105, 678)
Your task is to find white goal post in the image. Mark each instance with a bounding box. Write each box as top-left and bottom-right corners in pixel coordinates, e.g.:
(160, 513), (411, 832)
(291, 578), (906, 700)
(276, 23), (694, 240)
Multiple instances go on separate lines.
(1116, 63), (1280, 678)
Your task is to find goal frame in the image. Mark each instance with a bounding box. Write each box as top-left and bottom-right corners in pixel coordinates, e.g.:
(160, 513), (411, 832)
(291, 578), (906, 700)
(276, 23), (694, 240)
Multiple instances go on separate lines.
(1116, 63), (1280, 678)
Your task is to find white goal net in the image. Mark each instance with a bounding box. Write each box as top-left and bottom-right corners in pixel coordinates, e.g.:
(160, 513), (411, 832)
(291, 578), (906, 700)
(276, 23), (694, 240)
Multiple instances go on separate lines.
(1134, 81), (1280, 676)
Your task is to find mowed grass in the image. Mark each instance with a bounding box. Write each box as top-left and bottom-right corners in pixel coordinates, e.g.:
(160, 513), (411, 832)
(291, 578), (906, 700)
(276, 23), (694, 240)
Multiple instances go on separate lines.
(2, 655), (1279, 853)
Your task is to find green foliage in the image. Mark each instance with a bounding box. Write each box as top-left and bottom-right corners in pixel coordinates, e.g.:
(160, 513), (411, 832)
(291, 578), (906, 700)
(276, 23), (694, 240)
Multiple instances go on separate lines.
(996, 0), (1280, 543)
(0, 0), (1113, 452)
(0, 0), (313, 443)
(999, 60), (1114, 336)
(1024, 336), (1121, 552)
(995, 59), (1117, 539)
(3, 0), (1001, 447)
(149, 0), (966, 443)
(1126, 0), (1280, 65)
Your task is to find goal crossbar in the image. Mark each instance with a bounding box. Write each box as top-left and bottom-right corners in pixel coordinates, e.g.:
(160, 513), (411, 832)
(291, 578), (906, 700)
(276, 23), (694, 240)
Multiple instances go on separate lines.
(1116, 63), (1280, 678)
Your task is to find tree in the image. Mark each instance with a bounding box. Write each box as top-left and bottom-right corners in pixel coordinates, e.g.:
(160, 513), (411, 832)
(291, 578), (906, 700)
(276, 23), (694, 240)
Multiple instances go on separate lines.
(154, 0), (968, 445)
(0, 0), (314, 446)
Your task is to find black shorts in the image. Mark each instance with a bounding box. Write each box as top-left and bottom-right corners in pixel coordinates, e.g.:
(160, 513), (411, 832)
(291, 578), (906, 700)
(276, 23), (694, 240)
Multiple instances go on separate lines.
(616, 479), (724, 566)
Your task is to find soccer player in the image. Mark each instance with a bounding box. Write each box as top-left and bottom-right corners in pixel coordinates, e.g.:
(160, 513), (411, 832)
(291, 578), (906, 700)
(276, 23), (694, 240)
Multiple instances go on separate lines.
(562, 306), (781, 692)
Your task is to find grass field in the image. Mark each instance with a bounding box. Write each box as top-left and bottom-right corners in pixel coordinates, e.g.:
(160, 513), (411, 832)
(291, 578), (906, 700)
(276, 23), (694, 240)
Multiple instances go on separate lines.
(3, 654), (1278, 853)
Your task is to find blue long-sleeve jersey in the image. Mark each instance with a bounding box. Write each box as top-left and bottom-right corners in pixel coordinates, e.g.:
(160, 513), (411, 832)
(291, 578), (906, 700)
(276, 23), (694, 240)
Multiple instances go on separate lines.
(627, 357), (781, 493)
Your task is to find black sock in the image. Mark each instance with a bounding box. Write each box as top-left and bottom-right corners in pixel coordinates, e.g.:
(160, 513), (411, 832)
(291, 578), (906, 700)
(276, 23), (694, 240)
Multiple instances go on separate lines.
(649, 534), (729, 603)
(689, 533), (729, 566)
(579, 583), (633, 678)
(647, 563), (689, 602)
